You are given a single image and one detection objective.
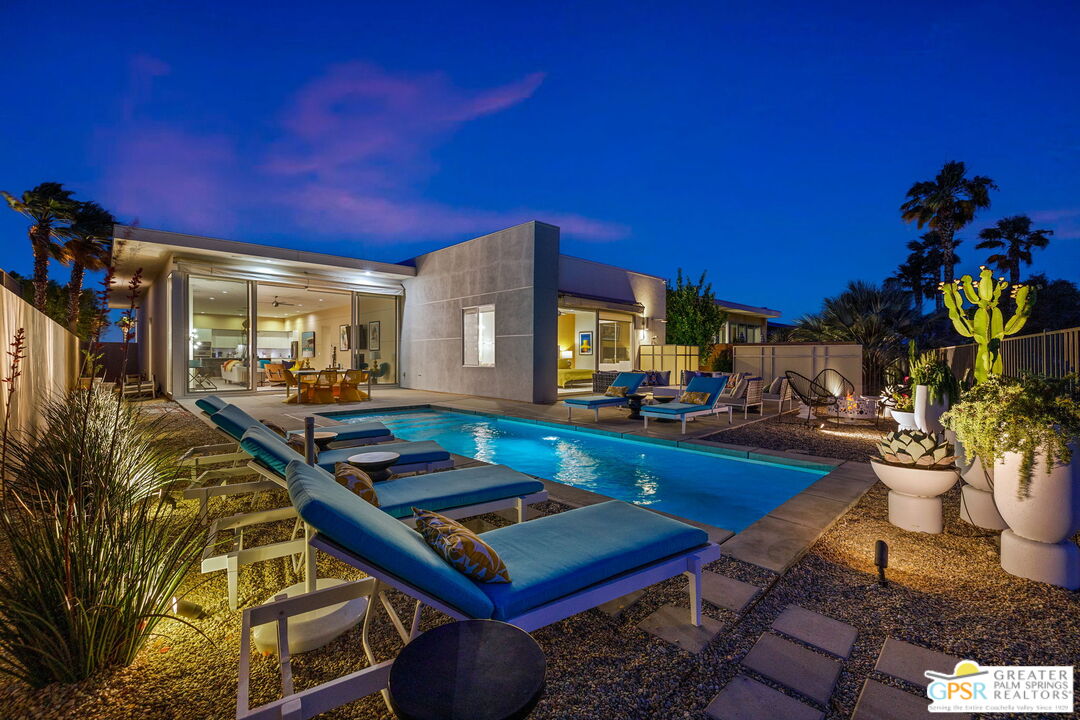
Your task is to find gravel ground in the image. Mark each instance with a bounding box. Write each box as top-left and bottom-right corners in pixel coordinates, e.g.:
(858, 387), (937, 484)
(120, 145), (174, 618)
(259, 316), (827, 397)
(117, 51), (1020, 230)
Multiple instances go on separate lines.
(705, 413), (881, 462)
(0, 402), (1076, 719)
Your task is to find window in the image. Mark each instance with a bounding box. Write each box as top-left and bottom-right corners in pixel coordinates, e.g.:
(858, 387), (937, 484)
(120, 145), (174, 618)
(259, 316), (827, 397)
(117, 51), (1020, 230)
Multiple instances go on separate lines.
(463, 305), (495, 367)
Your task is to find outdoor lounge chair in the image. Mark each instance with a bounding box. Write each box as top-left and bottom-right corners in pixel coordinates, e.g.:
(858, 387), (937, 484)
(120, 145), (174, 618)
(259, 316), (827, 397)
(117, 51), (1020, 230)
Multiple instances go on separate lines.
(235, 460), (718, 720)
(715, 377), (764, 419)
(562, 371), (646, 421)
(206, 426), (545, 610)
(813, 368), (855, 401)
(640, 375), (731, 433)
(209, 403), (393, 448)
(784, 370), (836, 425)
(761, 377), (795, 413)
(194, 394), (230, 415)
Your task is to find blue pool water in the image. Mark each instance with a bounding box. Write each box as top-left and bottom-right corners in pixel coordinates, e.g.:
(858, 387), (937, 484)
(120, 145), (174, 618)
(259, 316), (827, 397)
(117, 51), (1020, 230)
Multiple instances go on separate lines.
(332, 410), (827, 532)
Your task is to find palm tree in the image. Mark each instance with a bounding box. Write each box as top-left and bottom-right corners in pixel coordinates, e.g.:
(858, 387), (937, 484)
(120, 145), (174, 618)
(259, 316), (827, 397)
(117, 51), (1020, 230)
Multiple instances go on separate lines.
(57, 201), (115, 330)
(975, 215), (1053, 286)
(900, 161), (996, 285)
(1, 183), (77, 310)
(791, 281), (923, 393)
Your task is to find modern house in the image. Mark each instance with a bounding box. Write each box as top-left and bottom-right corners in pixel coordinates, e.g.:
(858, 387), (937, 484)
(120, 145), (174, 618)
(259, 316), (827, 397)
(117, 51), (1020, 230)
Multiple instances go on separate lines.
(110, 221), (667, 405)
(714, 298), (782, 344)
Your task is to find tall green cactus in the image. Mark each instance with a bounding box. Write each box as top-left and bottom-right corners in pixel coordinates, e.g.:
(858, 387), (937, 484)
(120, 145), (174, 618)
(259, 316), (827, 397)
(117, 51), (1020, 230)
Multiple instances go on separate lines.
(940, 267), (1035, 383)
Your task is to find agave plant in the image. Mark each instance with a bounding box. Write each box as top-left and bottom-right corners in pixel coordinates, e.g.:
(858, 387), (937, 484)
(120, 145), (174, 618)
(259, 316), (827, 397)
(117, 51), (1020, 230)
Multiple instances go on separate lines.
(877, 430), (956, 469)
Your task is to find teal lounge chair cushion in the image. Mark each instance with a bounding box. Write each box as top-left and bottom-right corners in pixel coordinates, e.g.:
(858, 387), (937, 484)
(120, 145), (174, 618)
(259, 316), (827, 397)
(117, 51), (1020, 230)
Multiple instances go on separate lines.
(478, 501), (708, 620)
(377, 465), (545, 519)
(286, 460), (495, 619)
(195, 395), (229, 415)
(240, 426), (301, 476)
(211, 404), (261, 440)
(288, 421), (390, 443)
(317, 440), (450, 471)
(563, 395), (630, 408)
(642, 402), (712, 414)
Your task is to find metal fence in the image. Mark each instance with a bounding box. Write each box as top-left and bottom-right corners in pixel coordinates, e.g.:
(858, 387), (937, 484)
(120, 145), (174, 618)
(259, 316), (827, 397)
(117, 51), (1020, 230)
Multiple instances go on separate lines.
(939, 327), (1080, 382)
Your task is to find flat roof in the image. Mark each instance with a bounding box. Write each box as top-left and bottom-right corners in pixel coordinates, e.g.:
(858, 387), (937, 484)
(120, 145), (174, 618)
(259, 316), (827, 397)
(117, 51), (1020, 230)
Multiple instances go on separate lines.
(715, 298), (782, 318)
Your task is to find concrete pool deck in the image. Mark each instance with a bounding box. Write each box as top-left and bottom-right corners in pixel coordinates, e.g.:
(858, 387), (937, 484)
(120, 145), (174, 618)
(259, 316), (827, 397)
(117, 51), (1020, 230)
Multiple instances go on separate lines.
(181, 389), (876, 575)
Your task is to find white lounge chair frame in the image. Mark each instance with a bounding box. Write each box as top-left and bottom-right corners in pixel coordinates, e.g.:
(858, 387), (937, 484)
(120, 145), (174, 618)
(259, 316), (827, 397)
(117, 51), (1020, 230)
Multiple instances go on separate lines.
(205, 459), (547, 609)
(641, 396), (733, 433)
(565, 399), (628, 422)
(236, 531), (719, 720)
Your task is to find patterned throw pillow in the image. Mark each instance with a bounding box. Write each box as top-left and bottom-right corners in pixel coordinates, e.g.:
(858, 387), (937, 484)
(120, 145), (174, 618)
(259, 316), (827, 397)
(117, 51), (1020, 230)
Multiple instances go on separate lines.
(605, 385), (628, 397)
(334, 463), (379, 506)
(260, 420), (288, 437)
(285, 435), (308, 456)
(679, 390), (712, 406)
(412, 507), (470, 544)
(767, 377), (782, 395)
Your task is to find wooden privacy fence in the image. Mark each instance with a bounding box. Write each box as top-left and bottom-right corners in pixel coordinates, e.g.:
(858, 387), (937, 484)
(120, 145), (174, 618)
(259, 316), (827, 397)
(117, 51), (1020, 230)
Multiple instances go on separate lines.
(732, 343), (865, 394)
(939, 327), (1080, 383)
(0, 278), (80, 434)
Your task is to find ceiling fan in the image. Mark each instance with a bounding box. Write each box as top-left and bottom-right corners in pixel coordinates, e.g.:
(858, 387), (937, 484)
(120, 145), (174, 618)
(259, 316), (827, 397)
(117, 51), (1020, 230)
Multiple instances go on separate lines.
(271, 296), (296, 307)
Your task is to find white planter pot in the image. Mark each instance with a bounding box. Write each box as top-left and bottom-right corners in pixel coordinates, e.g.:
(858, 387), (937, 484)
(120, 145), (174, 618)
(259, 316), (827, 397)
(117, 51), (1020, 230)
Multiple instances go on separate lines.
(954, 438), (1007, 529)
(914, 385), (950, 434)
(890, 410), (917, 432)
(993, 445), (1080, 589)
(870, 460), (959, 534)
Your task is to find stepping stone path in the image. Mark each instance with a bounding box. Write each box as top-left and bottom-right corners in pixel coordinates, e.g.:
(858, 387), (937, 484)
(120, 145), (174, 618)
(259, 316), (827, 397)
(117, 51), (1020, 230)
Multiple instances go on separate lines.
(638, 605), (723, 653)
(706, 604), (857, 718)
(741, 633), (841, 705)
(700, 571), (761, 613)
(874, 638), (962, 688)
(853, 679), (972, 719)
(771, 605), (858, 659)
(705, 675), (823, 720)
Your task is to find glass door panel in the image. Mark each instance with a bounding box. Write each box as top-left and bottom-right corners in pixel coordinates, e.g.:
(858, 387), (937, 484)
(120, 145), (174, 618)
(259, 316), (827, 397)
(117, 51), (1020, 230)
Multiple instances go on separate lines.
(188, 277), (250, 393)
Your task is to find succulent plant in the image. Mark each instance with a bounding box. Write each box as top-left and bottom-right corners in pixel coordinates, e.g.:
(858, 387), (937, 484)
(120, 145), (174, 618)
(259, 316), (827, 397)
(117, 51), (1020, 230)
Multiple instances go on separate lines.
(877, 430), (956, 469)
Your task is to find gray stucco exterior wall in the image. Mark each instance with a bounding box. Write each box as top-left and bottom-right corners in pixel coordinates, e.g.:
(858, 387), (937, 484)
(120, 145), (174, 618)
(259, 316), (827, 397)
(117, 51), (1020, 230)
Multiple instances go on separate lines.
(400, 221), (559, 404)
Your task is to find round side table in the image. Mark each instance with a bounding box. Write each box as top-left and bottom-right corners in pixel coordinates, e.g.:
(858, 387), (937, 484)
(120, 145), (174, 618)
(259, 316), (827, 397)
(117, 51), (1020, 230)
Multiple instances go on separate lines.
(626, 393), (647, 420)
(346, 451), (401, 482)
(289, 430), (339, 451)
(388, 619), (545, 720)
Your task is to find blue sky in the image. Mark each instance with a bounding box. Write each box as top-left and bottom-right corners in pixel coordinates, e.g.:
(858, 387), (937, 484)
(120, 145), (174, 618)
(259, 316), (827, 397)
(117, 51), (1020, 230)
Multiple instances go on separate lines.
(2, 1), (1078, 320)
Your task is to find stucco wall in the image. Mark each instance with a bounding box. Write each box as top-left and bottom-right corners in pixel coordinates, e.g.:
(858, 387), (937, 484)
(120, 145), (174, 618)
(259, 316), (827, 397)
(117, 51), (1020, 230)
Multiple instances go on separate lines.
(400, 221), (559, 403)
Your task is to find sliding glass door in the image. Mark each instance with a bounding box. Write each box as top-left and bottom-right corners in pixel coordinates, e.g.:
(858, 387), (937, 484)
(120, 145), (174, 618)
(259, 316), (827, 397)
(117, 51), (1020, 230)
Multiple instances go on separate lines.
(188, 277), (250, 393)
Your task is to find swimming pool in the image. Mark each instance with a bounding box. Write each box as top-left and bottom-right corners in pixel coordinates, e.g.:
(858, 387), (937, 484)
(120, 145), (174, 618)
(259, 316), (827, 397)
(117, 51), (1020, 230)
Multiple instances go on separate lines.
(331, 409), (828, 532)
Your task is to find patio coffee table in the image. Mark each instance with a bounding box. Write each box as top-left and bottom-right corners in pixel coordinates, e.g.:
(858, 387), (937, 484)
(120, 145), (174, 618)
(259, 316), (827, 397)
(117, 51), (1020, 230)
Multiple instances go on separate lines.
(346, 451), (400, 482)
(388, 619), (545, 720)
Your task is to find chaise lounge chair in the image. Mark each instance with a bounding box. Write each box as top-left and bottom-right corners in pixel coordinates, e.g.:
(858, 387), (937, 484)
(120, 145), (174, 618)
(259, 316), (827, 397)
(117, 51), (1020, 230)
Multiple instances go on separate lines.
(206, 426), (546, 610)
(562, 371), (646, 422)
(641, 375), (731, 433)
(235, 460), (719, 719)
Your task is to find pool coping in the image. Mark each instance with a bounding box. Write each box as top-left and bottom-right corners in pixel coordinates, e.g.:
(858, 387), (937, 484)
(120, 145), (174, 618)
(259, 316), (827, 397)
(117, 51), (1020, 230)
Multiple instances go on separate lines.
(319, 403), (878, 575)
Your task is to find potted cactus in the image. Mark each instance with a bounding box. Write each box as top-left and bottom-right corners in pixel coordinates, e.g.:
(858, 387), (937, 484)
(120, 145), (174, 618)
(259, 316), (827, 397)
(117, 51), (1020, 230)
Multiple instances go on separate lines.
(870, 430), (960, 533)
(942, 374), (1080, 588)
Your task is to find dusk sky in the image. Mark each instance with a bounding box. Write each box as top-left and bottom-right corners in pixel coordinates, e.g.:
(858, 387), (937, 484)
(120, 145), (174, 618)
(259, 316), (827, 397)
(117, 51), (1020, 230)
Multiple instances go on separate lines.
(2, 1), (1078, 320)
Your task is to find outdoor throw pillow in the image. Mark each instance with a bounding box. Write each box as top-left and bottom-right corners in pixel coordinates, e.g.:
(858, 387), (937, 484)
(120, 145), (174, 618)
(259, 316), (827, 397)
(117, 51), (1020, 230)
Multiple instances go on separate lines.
(334, 463), (379, 507)
(424, 528), (512, 583)
(260, 420), (288, 437)
(605, 385), (628, 397)
(767, 377), (782, 395)
(679, 390), (711, 406)
(412, 507), (470, 544)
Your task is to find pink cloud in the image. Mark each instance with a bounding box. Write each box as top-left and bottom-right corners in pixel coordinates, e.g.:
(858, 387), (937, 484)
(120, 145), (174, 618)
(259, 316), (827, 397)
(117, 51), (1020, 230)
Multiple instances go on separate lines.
(1031, 209), (1080, 239)
(103, 56), (627, 242)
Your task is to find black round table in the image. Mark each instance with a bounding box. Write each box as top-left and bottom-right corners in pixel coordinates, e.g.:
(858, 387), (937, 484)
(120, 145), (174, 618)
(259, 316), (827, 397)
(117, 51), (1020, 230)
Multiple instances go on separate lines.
(626, 392), (647, 420)
(346, 451), (400, 482)
(388, 619), (546, 720)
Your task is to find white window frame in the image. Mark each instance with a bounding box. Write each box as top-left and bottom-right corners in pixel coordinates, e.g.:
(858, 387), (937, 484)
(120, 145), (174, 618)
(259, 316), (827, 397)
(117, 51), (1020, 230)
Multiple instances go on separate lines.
(462, 304), (495, 367)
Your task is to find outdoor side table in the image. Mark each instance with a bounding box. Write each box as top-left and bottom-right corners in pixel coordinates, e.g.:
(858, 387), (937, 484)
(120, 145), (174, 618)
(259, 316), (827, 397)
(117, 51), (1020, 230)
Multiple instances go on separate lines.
(289, 429), (338, 451)
(626, 393), (647, 420)
(652, 394), (675, 404)
(388, 619), (546, 720)
(346, 451), (400, 481)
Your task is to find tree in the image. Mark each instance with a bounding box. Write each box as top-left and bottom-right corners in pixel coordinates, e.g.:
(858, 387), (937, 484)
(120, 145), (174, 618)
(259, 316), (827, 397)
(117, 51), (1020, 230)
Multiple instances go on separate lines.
(791, 281), (923, 393)
(57, 201), (115, 330)
(975, 215), (1053, 286)
(665, 269), (728, 363)
(901, 161), (996, 285)
(892, 231), (959, 313)
(1, 182), (77, 310)
(6, 272), (102, 341)
(1022, 274), (1080, 333)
